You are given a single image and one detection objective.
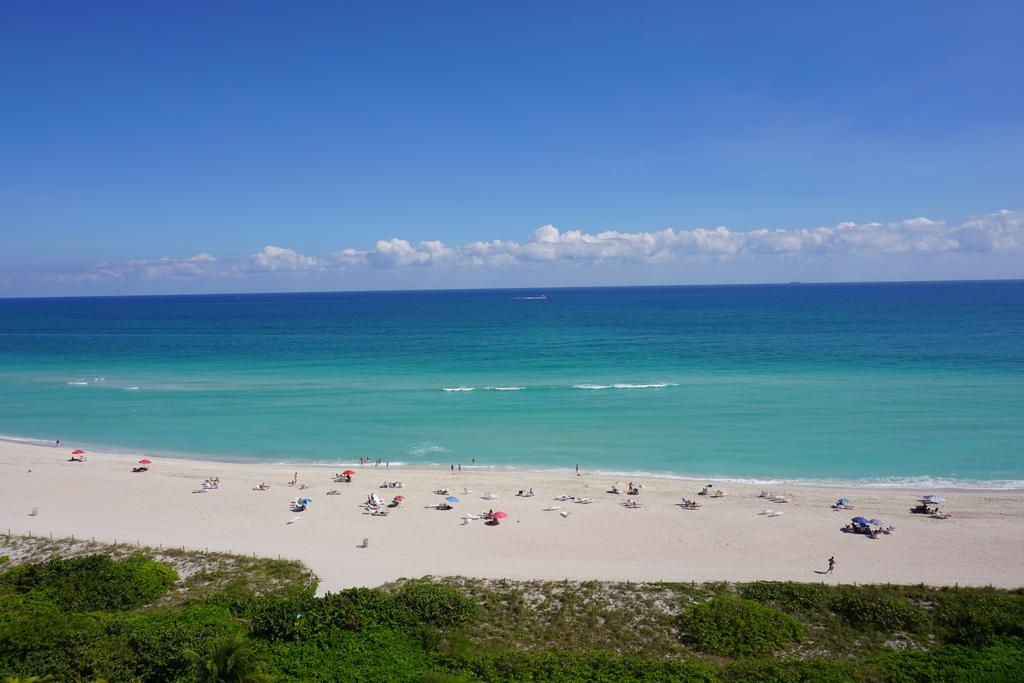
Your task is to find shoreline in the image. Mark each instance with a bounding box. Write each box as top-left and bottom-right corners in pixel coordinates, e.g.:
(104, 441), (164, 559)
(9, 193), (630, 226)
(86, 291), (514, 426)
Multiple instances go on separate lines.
(2, 437), (1023, 591)
(2, 433), (1021, 492)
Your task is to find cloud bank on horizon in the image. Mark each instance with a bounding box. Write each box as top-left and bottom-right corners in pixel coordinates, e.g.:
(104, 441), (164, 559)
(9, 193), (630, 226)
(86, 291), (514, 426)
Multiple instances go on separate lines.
(6, 209), (1022, 294)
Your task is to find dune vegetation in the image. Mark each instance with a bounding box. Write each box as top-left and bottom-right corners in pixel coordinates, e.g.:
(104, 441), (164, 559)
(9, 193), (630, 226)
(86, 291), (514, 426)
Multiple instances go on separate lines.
(1, 536), (1022, 681)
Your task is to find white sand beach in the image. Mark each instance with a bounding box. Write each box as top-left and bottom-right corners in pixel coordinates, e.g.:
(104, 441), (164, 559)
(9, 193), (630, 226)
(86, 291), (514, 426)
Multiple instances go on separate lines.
(1, 439), (1022, 592)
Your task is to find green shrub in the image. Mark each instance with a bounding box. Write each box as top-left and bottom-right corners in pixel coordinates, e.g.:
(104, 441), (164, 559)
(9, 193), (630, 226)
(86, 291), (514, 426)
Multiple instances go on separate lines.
(3, 554), (176, 611)
(439, 650), (719, 682)
(395, 581), (477, 628)
(935, 590), (1024, 646)
(312, 588), (416, 633)
(266, 627), (435, 681)
(722, 657), (853, 682)
(862, 643), (1024, 681)
(0, 604), (241, 682)
(828, 589), (924, 632)
(249, 593), (316, 642)
(680, 595), (804, 656)
(740, 582), (829, 614)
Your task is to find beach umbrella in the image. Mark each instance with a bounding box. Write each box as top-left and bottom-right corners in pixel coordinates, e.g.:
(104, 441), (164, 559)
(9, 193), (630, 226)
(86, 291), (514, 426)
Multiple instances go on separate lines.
(298, 498), (312, 505)
(72, 450), (85, 455)
(342, 470), (355, 475)
(923, 495), (945, 504)
(492, 511), (508, 520)
(836, 498), (850, 504)
(851, 516), (869, 525)
(868, 518), (885, 526)
(445, 496), (460, 503)
(393, 495), (405, 502)
(138, 459), (151, 465)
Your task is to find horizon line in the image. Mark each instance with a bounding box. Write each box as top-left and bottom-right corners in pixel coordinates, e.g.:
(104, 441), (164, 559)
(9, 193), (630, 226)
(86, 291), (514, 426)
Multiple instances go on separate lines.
(1, 275), (1022, 302)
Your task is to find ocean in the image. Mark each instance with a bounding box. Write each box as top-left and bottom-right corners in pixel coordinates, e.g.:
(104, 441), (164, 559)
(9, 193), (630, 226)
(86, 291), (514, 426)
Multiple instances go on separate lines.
(0, 281), (1021, 487)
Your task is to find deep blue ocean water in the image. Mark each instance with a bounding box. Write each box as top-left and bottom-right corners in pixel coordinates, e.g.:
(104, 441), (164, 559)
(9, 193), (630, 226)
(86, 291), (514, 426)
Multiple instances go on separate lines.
(1, 281), (1022, 486)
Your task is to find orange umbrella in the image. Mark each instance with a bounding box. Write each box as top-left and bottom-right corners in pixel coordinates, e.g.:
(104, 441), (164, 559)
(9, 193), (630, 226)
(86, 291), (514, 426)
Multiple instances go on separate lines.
(138, 459), (152, 465)
(72, 449), (85, 455)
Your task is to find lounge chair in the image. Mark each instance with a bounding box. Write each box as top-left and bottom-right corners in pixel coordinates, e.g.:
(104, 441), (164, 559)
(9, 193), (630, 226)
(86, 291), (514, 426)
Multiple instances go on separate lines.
(543, 505), (562, 511)
(482, 492), (498, 500)
(574, 497), (593, 504)
(559, 510), (571, 518)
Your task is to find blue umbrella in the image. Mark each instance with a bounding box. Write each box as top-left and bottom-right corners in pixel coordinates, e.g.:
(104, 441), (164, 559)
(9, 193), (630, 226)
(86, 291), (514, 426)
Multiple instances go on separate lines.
(837, 498), (850, 504)
(445, 496), (460, 503)
(298, 498), (312, 505)
(868, 518), (884, 526)
(851, 516), (869, 525)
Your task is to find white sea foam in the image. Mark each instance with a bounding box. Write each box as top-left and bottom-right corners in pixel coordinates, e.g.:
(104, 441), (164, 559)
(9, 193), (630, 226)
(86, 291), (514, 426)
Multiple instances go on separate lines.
(442, 387), (475, 392)
(406, 443), (451, 457)
(124, 386), (140, 391)
(66, 381), (89, 386)
(0, 434), (59, 447)
(485, 386), (524, 391)
(573, 382), (677, 390)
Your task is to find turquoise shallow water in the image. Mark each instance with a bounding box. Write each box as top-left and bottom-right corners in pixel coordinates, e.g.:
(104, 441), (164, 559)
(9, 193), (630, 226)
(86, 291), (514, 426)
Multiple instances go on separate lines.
(0, 282), (1022, 486)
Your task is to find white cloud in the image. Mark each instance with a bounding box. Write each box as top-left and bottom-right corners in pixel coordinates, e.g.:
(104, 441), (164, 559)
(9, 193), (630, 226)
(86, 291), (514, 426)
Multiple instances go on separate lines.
(50, 252), (218, 283)
(18, 209), (1023, 288)
(249, 245), (321, 272)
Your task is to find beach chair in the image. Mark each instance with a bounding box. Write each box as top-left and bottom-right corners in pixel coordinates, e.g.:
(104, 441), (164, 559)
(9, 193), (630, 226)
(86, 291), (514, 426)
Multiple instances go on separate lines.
(574, 497), (593, 504)
(559, 510), (571, 518)
(482, 492), (498, 500)
(543, 505), (562, 511)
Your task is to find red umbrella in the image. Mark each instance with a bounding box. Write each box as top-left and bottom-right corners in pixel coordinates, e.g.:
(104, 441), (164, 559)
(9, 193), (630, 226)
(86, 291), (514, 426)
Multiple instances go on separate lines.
(138, 459), (152, 465)
(342, 469), (355, 475)
(492, 511), (508, 520)
(393, 495), (406, 502)
(72, 450), (85, 455)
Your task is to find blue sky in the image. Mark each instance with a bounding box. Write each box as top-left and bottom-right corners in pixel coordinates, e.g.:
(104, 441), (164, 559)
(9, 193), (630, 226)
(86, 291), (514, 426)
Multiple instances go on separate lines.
(1, 1), (1022, 295)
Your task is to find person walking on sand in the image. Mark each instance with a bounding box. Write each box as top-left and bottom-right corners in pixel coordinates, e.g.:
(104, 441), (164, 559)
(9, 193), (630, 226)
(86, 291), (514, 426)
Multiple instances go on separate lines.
(826, 556), (836, 574)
